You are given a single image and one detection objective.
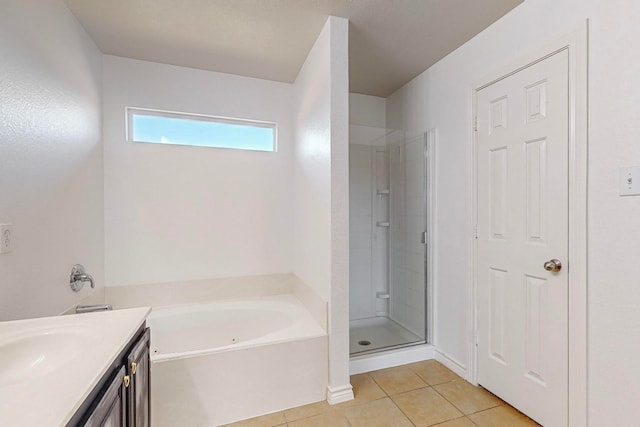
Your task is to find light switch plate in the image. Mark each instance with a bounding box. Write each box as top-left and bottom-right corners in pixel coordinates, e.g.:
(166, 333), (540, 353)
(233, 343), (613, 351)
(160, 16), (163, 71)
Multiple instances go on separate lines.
(620, 166), (640, 196)
(0, 223), (13, 254)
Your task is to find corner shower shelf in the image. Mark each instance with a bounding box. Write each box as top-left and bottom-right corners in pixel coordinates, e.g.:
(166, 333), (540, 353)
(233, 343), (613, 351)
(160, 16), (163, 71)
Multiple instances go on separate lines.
(376, 221), (390, 227)
(376, 189), (390, 195)
(376, 291), (390, 299)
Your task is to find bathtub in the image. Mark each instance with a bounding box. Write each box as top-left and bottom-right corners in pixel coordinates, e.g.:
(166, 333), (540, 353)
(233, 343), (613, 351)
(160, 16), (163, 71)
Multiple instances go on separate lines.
(148, 295), (328, 426)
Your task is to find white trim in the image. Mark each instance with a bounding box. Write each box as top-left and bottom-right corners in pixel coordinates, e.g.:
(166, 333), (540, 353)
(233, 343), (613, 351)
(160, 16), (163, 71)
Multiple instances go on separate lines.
(435, 350), (467, 379)
(349, 344), (435, 375)
(326, 384), (354, 405)
(125, 106), (277, 129)
(468, 22), (588, 427)
(566, 21), (589, 427)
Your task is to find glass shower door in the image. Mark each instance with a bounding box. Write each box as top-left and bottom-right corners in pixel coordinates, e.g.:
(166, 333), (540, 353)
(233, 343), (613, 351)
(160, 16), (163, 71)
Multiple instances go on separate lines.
(349, 128), (428, 355)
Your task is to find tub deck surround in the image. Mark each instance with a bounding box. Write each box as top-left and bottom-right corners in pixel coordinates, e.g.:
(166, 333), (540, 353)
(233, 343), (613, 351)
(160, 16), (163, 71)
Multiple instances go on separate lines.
(105, 273), (294, 308)
(0, 307), (150, 426)
(147, 294), (328, 426)
(147, 295), (326, 360)
(286, 274), (328, 331)
(105, 273), (328, 336)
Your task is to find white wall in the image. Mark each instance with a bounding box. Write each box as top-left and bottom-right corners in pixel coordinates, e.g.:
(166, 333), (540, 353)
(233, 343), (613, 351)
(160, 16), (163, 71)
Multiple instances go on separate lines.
(293, 22), (332, 301)
(328, 16), (351, 401)
(349, 93), (387, 151)
(102, 56), (294, 286)
(293, 16), (352, 401)
(0, 0), (104, 320)
(350, 93), (386, 128)
(386, 0), (640, 423)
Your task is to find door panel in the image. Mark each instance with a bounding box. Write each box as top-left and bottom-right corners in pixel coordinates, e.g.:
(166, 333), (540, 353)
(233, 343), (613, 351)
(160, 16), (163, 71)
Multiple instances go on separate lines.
(127, 328), (150, 427)
(476, 50), (569, 426)
(85, 367), (126, 427)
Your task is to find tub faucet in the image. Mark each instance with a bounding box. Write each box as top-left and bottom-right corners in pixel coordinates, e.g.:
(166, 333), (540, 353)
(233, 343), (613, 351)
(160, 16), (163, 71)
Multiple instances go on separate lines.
(70, 264), (94, 292)
(76, 304), (112, 314)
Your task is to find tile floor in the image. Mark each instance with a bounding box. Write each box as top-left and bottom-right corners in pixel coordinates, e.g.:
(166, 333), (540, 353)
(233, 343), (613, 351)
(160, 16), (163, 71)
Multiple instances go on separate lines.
(223, 360), (539, 427)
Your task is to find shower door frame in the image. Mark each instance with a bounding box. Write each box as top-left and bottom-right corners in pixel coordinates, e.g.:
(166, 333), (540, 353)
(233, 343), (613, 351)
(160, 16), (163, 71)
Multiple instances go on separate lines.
(349, 129), (435, 357)
(384, 129), (433, 350)
(424, 128), (437, 346)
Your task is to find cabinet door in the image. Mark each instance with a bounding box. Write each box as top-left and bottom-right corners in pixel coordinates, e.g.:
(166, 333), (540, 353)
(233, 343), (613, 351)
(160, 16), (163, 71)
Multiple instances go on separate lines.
(85, 366), (126, 427)
(127, 328), (150, 427)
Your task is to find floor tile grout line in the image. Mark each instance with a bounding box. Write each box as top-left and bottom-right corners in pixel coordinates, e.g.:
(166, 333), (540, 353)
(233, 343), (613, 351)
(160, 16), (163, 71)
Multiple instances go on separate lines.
(284, 395), (393, 425)
(351, 371), (418, 427)
(385, 392), (418, 427)
(389, 385), (471, 427)
(430, 379), (504, 417)
(428, 414), (474, 426)
(468, 404), (540, 426)
(366, 371), (390, 398)
(336, 395), (399, 424)
(370, 368), (431, 396)
(430, 380), (467, 415)
(466, 415), (481, 426)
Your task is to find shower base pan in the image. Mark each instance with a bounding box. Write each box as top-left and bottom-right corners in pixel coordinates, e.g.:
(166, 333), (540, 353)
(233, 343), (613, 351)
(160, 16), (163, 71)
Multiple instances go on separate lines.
(349, 317), (423, 355)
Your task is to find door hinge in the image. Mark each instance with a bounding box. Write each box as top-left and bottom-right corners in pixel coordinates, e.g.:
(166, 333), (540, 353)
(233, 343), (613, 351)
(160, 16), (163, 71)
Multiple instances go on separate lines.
(474, 116), (478, 132)
(473, 224), (478, 239)
(475, 331), (479, 347)
(421, 231), (428, 245)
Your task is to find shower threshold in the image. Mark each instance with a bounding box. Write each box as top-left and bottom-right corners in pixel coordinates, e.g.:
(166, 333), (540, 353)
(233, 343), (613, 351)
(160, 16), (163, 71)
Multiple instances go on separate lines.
(349, 317), (424, 356)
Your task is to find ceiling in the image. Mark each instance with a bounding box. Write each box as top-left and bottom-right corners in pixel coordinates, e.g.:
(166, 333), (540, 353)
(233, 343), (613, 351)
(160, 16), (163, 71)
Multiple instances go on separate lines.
(64, 0), (523, 97)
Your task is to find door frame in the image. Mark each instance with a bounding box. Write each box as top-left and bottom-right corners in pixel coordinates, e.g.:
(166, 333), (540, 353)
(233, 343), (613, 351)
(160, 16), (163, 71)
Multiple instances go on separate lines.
(467, 23), (588, 426)
(426, 128), (437, 345)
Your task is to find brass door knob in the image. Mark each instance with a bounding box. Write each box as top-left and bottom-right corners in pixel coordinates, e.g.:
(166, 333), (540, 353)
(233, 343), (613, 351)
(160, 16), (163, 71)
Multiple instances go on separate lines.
(543, 259), (562, 272)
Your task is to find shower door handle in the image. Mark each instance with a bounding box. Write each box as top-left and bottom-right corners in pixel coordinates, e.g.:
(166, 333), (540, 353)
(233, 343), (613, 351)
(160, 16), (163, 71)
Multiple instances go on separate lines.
(421, 231), (427, 245)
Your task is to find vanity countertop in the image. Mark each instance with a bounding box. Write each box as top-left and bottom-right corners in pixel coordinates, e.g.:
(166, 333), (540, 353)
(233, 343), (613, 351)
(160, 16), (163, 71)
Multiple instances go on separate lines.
(0, 306), (151, 426)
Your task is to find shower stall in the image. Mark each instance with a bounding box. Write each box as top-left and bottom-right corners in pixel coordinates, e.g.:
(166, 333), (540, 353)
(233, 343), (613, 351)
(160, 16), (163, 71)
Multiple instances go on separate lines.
(349, 127), (429, 355)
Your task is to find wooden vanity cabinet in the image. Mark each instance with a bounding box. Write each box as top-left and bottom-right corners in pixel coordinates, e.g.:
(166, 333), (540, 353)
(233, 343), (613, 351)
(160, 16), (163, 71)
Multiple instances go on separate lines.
(84, 367), (127, 427)
(67, 325), (151, 427)
(126, 328), (150, 427)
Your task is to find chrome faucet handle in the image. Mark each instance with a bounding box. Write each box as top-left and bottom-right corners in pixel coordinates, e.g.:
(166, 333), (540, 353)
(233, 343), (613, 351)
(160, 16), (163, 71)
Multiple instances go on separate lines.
(70, 264), (95, 292)
(83, 273), (95, 288)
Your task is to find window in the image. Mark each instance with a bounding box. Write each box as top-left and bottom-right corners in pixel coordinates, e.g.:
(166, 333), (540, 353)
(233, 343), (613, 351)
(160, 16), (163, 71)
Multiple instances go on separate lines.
(126, 107), (276, 152)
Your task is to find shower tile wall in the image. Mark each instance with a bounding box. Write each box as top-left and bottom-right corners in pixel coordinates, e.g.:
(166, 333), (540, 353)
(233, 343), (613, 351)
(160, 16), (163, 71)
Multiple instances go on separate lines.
(349, 125), (390, 321)
(372, 148), (390, 317)
(349, 144), (374, 320)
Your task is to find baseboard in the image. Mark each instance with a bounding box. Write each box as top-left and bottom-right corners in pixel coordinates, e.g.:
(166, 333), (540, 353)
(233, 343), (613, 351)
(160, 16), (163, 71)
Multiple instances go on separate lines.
(435, 350), (467, 379)
(349, 344), (435, 375)
(326, 384), (354, 405)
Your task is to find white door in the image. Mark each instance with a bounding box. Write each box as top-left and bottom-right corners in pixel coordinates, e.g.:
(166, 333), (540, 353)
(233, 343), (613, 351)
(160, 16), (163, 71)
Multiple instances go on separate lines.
(476, 50), (569, 426)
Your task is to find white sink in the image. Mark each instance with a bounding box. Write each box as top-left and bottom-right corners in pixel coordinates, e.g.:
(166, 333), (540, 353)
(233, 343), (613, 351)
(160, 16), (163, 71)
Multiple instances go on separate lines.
(0, 307), (150, 426)
(0, 326), (90, 387)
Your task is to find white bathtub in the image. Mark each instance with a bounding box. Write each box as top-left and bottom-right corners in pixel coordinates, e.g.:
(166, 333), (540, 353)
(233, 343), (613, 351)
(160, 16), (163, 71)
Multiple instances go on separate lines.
(148, 295), (328, 426)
